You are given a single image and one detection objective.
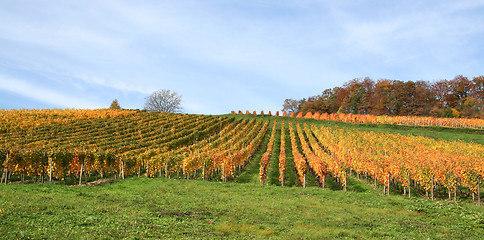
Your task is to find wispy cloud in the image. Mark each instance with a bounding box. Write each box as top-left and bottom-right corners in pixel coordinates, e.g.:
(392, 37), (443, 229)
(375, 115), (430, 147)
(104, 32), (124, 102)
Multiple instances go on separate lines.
(0, 0), (483, 113)
(0, 74), (104, 109)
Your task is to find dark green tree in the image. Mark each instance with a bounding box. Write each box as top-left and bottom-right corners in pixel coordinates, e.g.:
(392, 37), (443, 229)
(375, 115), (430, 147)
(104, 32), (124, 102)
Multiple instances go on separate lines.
(110, 99), (121, 110)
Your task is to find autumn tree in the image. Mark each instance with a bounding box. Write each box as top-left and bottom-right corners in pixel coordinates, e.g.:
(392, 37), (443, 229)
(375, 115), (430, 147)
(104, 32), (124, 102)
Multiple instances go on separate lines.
(144, 89), (183, 113)
(282, 99), (301, 113)
(286, 75), (483, 118)
(471, 76), (484, 101)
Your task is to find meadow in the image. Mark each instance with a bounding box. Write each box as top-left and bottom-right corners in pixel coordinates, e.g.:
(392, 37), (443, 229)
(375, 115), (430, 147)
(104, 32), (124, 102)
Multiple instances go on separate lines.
(1, 176), (483, 239)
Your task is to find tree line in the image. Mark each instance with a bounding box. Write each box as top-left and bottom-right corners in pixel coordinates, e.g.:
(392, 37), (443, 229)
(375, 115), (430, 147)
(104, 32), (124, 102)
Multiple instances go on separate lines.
(283, 75), (484, 118)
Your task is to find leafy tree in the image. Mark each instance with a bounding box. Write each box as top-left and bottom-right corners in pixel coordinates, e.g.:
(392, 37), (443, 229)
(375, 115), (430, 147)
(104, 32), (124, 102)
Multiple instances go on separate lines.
(282, 99), (301, 113)
(288, 75), (483, 118)
(144, 89), (183, 113)
(110, 99), (121, 110)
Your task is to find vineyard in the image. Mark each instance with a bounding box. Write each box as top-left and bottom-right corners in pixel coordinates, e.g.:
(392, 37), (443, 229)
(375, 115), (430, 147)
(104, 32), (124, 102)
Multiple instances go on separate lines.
(0, 109), (483, 205)
(232, 110), (484, 129)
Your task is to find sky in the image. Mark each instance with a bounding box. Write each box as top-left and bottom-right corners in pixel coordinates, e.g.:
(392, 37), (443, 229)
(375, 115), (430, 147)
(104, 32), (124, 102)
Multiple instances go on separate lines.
(1, 0), (483, 114)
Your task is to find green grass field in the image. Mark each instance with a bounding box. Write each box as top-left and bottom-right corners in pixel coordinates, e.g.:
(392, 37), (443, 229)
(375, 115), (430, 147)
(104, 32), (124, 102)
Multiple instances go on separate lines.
(1, 177), (482, 239)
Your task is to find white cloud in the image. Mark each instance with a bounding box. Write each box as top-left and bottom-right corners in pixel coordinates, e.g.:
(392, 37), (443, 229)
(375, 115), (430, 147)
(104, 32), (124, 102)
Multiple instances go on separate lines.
(0, 74), (104, 109)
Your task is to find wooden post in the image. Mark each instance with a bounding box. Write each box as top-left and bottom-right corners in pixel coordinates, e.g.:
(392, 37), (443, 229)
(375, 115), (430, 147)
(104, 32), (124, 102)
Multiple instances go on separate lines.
(478, 178), (481, 206)
(281, 171), (284, 187)
(344, 171), (348, 192)
(4, 151), (9, 184)
(261, 167), (264, 185)
(2, 151), (7, 184)
(121, 161), (125, 180)
(202, 163), (206, 180)
(146, 160), (150, 177)
(322, 174), (325, 189)
(49, 157), (52, 182)
(454, 184), (457, 202)
(303, 173), (306, 188)
(165, 162), (168, 178)
(408, 172), (411, 198)
(387, 172), (390, 196)
(431, 174), (434, 200)
(79, 164), (84, 185)
(222, 163), (226, 182)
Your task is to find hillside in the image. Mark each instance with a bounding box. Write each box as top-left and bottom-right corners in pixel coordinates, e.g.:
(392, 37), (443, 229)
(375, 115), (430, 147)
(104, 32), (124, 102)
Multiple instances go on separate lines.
(0, 109), (483, 239)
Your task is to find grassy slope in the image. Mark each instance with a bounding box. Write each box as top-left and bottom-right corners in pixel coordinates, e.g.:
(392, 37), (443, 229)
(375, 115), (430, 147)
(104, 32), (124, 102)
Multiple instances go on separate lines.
(0, 178), (482, 239)
(2, 114), (484, 239)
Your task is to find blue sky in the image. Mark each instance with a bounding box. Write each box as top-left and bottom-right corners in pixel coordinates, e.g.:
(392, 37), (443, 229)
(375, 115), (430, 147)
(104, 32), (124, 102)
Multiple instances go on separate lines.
(1, 0), (483, 114)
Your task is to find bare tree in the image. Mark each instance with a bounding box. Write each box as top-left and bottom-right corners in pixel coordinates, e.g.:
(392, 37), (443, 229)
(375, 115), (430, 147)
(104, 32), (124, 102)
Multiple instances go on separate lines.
(144, 89), (183, 113)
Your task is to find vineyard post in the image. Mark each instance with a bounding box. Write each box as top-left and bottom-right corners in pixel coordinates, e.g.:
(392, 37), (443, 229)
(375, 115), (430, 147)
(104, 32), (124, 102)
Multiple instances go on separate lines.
(281, 171), (284, 186)
(387, 172), (390, 196)
(164, 162), (168, 178)
(2, 151), (8, 184)
(202, 163), (205, 180)
(49, 156), (52, 182)
(222, 163), (226, 182)
(454, 173), (457, 202)
(146, 160), (150, 177)
(261, 166), (265, 185)
(477, 177), (481, 206)
(121, 160), (125, 180)
(322, 174), (325, 189)
(431, 174), (434, 200)
(303, 173), (306, 188)
(79, 164), (84, 185)
(408, 172), (411, 198)
(344, 171), (347, 192)
(454, 185), (457, 202)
